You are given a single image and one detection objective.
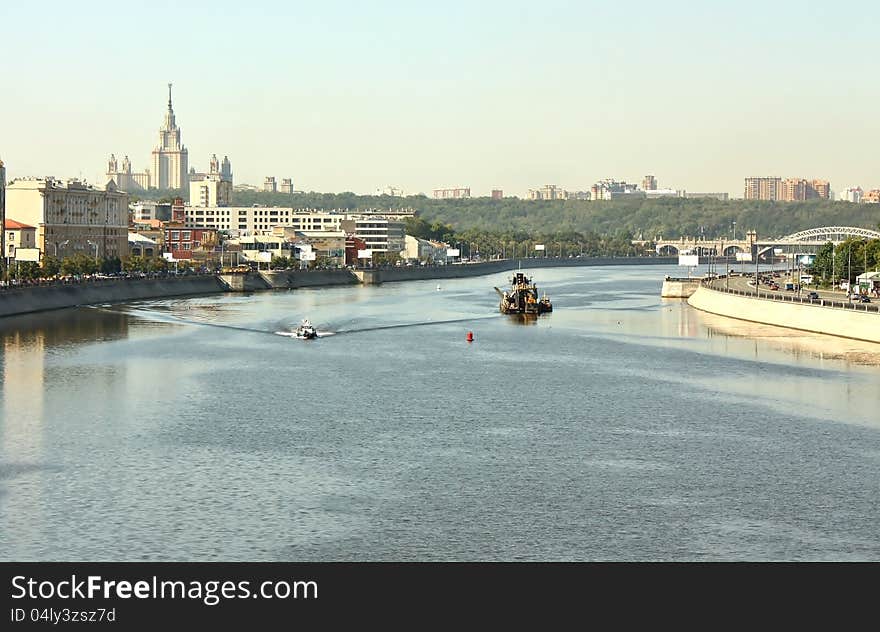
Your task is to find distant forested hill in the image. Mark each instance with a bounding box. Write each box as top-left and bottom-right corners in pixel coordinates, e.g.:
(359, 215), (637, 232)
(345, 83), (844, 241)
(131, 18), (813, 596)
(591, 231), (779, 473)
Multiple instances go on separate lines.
(229, 191), (879, 240)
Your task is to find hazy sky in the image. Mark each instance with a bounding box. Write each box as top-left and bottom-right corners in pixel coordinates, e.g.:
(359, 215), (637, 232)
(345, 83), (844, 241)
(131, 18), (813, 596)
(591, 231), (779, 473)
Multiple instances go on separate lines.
(2, 0), (878, 197)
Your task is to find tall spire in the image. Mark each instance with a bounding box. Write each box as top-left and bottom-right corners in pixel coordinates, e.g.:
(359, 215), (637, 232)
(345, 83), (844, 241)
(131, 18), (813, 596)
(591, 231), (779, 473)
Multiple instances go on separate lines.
(162, 82), (176, 132)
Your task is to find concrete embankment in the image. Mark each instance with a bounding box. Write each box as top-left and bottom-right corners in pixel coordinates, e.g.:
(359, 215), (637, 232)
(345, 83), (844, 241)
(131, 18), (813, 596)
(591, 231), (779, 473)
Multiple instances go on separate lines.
(687, 284), (880, 343)
(0, 276), (225, 318)
(660, 277), (701, 298)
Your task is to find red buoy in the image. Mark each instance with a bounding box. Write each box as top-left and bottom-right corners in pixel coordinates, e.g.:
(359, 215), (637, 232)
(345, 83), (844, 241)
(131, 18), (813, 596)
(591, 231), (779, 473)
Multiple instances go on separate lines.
(466, 331), (474, 342)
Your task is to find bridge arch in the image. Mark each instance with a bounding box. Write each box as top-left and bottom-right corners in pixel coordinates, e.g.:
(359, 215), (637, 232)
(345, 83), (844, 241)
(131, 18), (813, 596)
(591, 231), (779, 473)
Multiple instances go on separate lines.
(656, 244), (680, 255)
(722, 245), (744, 256)
(776, 226), (880, 243)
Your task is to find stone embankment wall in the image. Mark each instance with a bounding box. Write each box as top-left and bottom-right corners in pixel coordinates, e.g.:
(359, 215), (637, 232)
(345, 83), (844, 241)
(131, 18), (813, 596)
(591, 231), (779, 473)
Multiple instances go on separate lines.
(0, 276), (225, 318)
(0, 257), (678, 319)
(687, 285), (880, 344)
(259, 270), (360, 289)
(372, 256), (677, 284)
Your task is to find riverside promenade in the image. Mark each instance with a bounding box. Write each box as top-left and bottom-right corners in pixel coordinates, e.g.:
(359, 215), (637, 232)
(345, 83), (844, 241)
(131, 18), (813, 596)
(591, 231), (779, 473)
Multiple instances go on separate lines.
(687, 276), (880, 344)
(0, 256), (676, 319)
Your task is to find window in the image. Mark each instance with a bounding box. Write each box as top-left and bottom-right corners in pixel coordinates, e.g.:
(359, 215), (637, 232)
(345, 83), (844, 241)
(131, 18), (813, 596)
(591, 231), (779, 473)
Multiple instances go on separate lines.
(182, 231), (192, 240)
(171, 231), (180, 240)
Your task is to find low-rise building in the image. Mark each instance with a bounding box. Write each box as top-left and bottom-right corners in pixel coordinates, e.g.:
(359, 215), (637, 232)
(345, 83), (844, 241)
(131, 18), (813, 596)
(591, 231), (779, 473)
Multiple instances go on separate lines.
(433, 187), (470, 199)
(400, 235), (446, 263)
(226, 234), (297, 263)
(345, 235), (368, 266)
(128, 232), (160, 258)
(5, 177), (129, 260)
(4, 219), (37, 261)
(644, 188), (684, 199)
(341, 217), (405, 254)
(271, 227), (346, 265)
(130, 201), (172, 222)
(685, 192), (729, 201)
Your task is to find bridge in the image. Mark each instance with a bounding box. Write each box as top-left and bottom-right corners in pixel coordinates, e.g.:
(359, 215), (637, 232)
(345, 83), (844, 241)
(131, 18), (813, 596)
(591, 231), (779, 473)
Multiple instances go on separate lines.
(656, 226), (880, 260)
(655, 231), (756, 257)
(755, 226), (880, 258)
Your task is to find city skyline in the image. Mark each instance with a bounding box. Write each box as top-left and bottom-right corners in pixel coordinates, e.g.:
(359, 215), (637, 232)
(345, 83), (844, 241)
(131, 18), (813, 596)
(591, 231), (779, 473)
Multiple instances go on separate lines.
(2, 1), (879, 197)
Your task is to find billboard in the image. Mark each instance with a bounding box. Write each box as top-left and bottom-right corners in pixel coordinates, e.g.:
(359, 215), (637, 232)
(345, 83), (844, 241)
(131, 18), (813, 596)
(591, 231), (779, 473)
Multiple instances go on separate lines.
(534, 244), (545, 251)
(678, 254), (699, 266)
(14, 248), (41, 262)
(299, 250), (316, 261)
(735, 252), (752, 262)
(357, 249), (373, 259)
(256, 251), (272, 263)
(162, 252), (176, 262)
(446, 248), (460, 257)
(798, 254), (816, 265)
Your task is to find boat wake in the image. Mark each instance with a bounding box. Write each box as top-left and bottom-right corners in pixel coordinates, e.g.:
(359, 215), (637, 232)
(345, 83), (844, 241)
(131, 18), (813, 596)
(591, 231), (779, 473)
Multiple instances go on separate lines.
(86, 306), (493, 340)
(274, 330), (336, 338)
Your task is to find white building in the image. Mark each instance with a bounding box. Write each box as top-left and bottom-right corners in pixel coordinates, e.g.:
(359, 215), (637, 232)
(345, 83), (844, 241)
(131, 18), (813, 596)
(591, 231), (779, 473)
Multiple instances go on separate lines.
(5, 177), (129, 260)
(190, 175), (232, 207)
(151, 84), (189, 190)
(644, 188), (684, 199)
(106, 154), (150, 193)
(375, 185), (405, 197)
(400, 235), (445, 262)
(527, 185), (568, 200)
(839, 187), (863, 203)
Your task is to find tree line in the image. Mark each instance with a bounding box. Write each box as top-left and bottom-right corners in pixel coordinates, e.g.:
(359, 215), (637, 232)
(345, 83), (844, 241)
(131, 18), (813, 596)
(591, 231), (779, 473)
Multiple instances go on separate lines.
(809, 239), (880, 285)
(225, 191), (880, 242)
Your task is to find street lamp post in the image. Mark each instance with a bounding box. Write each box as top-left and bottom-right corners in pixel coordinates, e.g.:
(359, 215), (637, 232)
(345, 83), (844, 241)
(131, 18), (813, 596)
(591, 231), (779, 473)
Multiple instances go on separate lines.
(52, 239), (70, 259)
(86, 240), (99, 265)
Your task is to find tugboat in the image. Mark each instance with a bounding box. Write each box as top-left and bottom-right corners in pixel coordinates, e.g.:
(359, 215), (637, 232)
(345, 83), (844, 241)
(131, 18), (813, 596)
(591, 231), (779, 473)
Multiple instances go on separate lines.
(495, 271), (552, 315)
(294, 319), (318, 340)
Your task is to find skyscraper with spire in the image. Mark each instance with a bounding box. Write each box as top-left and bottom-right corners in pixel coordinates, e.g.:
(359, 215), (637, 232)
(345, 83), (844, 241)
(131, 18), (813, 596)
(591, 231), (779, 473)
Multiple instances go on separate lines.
(151, 83), (188, 190)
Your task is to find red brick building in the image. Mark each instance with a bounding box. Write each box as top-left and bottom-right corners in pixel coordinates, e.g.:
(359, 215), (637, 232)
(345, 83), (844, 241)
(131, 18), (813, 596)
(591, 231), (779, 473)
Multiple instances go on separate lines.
(345, 235), (367, 266)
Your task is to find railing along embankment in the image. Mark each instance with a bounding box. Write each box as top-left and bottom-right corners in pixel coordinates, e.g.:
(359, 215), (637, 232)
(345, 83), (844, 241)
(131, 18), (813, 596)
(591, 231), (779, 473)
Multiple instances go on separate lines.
(687, 278), (880, 344)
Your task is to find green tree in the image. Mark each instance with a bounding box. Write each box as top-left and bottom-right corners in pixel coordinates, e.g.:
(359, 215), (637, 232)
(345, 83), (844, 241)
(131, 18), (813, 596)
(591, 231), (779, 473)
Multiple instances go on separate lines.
(811, 242), (835, 282)
(41, 256), (61, 278)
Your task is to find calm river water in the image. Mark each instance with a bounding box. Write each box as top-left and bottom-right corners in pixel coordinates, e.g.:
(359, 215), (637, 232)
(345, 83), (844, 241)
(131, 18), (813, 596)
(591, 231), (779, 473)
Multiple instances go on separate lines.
(2, 264), (880, 561)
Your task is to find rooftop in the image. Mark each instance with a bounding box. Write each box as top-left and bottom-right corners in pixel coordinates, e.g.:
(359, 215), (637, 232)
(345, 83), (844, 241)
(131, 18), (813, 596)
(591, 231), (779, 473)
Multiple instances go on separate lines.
(4, 218), (36, 230)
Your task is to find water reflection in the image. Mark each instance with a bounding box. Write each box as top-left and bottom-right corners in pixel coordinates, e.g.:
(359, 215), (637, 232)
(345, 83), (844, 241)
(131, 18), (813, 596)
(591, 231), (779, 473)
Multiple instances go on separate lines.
(695, 309), (880, 367)
(0, 308), (133, 349)
(503, 314), (540, 326)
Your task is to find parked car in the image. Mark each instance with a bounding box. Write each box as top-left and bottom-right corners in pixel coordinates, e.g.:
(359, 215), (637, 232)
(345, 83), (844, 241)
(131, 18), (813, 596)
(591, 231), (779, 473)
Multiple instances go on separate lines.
(770, 283), (780, 291)
(807, 291), (819, 299)
(859, 295), (871, 303)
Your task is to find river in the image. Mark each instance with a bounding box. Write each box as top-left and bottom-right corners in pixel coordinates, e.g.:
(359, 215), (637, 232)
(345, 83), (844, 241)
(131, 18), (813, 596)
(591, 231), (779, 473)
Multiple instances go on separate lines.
(2, 263), (880, 561)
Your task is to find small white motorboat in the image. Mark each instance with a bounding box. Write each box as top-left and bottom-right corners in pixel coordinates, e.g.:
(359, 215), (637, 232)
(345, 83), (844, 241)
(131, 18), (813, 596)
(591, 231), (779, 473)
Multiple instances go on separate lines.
(294, 319), (318, 340)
